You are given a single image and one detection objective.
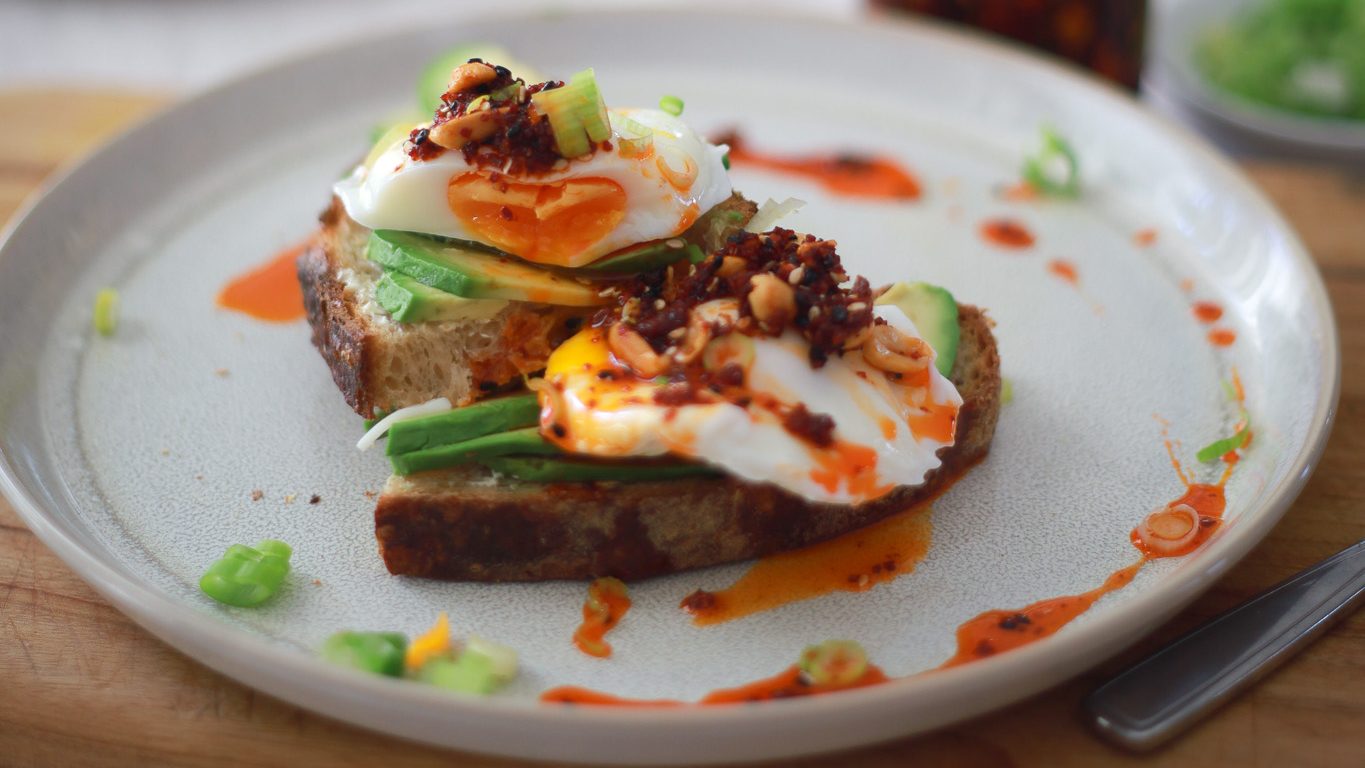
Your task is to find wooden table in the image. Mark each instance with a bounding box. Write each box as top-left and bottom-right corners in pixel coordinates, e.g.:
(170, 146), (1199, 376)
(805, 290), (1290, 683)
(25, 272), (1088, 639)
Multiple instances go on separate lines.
(1, 90), (1362, 768)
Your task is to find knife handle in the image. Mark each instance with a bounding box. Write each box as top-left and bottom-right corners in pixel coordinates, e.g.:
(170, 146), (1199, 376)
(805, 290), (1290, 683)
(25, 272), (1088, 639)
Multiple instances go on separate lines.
(1083, 539), (1365, 751)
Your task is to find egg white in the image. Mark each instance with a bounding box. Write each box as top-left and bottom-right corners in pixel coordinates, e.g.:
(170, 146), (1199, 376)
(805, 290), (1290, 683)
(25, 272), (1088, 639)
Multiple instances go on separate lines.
(333, 108), (732, 266)
(543, 304), (963, 505)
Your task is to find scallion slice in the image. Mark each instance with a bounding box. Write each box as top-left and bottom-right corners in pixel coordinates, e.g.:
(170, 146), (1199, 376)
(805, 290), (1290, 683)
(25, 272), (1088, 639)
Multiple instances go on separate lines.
(93, 288), (119, 337)
(658, 95), (684, 116)
(1195, 410), (1251, 463)
(1021, 127), (1080, 198)
(199, 540), (292, 607)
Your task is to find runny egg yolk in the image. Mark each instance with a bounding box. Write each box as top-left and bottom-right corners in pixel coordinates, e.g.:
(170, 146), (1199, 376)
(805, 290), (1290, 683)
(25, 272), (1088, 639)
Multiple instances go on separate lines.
(447, 172), (627, 267)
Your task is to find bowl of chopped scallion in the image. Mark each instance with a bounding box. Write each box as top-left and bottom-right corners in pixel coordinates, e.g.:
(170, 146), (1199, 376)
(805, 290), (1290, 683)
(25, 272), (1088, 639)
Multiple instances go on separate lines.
(1148, 0), (1365, 156)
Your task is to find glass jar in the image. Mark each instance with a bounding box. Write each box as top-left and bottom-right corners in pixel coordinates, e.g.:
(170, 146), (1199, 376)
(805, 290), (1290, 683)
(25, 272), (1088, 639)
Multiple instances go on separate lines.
(871, 0), (1148, 91)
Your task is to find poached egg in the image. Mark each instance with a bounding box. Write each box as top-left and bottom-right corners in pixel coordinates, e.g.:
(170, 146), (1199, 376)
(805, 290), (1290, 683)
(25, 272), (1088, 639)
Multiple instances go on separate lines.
(334, 108), (731, 268)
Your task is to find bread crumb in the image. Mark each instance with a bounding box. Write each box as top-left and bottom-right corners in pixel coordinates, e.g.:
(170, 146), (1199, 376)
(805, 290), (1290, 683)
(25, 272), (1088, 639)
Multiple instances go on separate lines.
(213, 368), (230, 377)
(363, 490), (377, 499)
(284, 494), (297, 504)
(311, 579), (323, 587)
(194, 474), (204, 481)
(251, 489), (264, 502)
(308, 495), (321, 505)
(159, 448), (170, 456)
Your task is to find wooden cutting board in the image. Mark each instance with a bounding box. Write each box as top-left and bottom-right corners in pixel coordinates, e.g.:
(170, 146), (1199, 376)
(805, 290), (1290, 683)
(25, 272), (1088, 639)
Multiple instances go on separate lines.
(1, 90), (1362, 768)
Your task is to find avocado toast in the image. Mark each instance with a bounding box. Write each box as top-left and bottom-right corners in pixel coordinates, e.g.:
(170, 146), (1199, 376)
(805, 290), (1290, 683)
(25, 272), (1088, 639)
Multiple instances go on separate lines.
(298, 57), (1000, 581)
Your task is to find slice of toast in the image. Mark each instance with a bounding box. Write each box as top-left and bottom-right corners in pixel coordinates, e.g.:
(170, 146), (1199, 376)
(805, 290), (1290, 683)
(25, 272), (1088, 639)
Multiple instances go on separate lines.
(374, 304), (1000, 581)
(298, 195), (758, 417)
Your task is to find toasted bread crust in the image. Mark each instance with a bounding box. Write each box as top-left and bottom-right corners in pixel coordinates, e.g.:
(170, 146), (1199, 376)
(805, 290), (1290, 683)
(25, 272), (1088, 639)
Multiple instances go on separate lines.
(298, 205), (374, 415)
(374, 304), (1000, 581)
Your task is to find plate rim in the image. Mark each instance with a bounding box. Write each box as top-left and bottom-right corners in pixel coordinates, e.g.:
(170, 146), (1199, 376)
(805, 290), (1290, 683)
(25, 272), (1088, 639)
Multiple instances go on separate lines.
(0, 6), (1342, 762)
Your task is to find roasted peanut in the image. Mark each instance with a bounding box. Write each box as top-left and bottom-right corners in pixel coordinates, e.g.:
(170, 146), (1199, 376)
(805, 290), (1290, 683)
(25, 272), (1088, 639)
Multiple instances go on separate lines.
(717, 256), (746, 277)
(608, 323), (667, 377)
(748, 273), (796, 331)
(673, 313), (713, 364)
(446, 62), (497, 96)
(862, 324), (931, 374)
(428, 107), (506, 149)
(841, 326), (872, 350)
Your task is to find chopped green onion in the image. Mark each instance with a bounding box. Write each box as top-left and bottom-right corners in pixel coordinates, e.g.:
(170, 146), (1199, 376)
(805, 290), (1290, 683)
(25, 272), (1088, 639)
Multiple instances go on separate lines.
(1196, 0), (1365, 120)
(465, 634), (519, 683)
(322, 631), (408, 677)
(488, 83), (523, 104)
(420, 652), (499, 695)
(1001, 378), (1014, 405)
(722, 151), (731, 170)
(199, 540), (292, 607)
(1196, 410), (1251, 463)
(616, 116), (655, 157)
(1021, 127), (1080, 198)
(658, 95), (684, 116)
(93, 288), (119, 337)
(798, 640), (869, 686)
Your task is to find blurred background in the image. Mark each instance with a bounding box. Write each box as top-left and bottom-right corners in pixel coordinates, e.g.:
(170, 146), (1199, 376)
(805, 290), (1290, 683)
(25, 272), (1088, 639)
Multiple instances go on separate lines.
(3, 0), (1363, 161)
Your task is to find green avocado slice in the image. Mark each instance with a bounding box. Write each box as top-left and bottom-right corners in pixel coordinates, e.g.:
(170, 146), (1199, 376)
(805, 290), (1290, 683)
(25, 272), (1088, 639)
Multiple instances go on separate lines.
(480, 456), (719, 483)
(385, 394), (541, 456)
(374, 271), (507, 323)
(578, 239), (704, 275)
(390, 427), (560, 476)
(367, 230), (605, 307)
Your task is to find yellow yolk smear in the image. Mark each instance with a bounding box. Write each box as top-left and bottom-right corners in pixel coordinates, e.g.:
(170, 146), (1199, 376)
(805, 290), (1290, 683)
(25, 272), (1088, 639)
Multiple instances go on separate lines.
(447, 173), (627, 267)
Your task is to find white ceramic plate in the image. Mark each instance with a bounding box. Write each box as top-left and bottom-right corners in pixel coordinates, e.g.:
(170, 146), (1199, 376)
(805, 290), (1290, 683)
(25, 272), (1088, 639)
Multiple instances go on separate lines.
(0, 9), (1338, 765)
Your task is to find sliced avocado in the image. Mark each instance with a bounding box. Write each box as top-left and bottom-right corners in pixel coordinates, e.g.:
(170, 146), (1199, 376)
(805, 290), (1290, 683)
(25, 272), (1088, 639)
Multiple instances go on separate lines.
(390, 427), (560, 476)
(480, 456), (719, 483)
(386, 394), (541, 456)
(367, 230), (605, 307)
(375, 271), (508, 323)
(875, 281), (960, 377)
(419, 44), (544, 114)
(579, 239), (703, 274)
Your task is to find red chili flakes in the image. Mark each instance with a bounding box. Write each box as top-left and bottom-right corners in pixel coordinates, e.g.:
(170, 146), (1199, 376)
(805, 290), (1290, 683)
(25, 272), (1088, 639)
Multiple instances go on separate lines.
(618, 229), (874, 368)
(781, 403), (835, 447)
(680, 589), (718, 613)
(406, 61), (569, 175)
